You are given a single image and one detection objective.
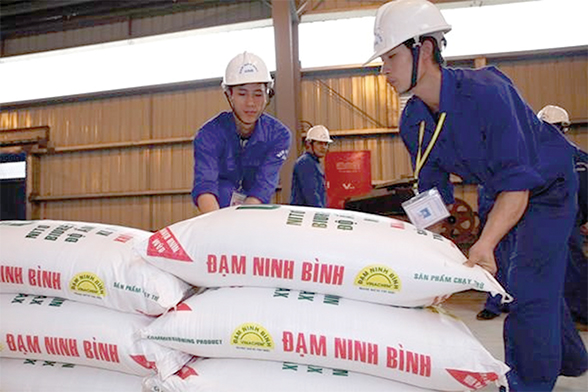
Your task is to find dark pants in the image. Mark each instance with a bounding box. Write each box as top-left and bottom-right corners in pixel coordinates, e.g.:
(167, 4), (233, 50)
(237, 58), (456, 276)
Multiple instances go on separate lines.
(564, 226), (588, 325)
(505, 178), (588, 391)
(483, 232), (513, 315)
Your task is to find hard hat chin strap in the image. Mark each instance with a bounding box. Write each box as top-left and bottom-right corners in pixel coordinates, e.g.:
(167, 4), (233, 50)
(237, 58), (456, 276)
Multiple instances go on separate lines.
(409, 41), (422, 91)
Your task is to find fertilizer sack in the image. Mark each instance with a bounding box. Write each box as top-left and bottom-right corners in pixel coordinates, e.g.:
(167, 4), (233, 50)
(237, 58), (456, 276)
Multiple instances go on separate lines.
(135, 205), (510, 307)
(143, 357), (436, 392)
(140, 287), (509, 391)
(0, 220), (193, 315)
(0, 293), (191, 378)
(0, 358), (143, 392)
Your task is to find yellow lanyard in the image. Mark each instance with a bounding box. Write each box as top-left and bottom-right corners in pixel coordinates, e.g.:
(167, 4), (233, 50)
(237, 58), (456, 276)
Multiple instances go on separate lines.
(413, 112), (447, 193)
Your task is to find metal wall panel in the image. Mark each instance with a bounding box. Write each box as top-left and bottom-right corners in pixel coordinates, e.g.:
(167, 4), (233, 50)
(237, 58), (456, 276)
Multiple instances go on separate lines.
(568, 126), (588, 151)
(3, 22), (129, 56)
(2, 3), (271, 57)
(492, 53), (588, 121)
(151, 88), (227, 139)
(150, 195), (197, 232)
(131, 3), (270, 38)
(301, 72), (398, 131)
(39, 197), (151, 230)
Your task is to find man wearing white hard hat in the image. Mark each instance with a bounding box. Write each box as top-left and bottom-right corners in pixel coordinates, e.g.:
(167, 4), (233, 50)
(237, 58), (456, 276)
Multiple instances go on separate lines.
(192, 52), (292, 213)
(538, 105), (588, 329)
(290, 125), (333, 207)
(367, 0), (587, 390)
(538, 104), (572, 133)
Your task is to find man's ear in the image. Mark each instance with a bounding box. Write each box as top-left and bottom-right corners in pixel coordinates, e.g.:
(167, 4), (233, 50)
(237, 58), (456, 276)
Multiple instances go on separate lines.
(420, 39), (435, 61)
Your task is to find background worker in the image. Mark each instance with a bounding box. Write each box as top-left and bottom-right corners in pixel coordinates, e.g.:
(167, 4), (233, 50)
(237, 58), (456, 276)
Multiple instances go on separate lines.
(538, 104), (588, 327)
(290, 125), (333, 207)
(192, 52), (292, 214)
(368, 0), (587, 390)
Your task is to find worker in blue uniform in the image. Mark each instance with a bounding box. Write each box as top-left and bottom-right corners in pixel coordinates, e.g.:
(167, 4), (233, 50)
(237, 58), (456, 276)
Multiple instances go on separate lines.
(192, 52), (292, 213)
(367, 1), (587, 390)
(290, 125), (333, 207)
(538, 105), (588, 327)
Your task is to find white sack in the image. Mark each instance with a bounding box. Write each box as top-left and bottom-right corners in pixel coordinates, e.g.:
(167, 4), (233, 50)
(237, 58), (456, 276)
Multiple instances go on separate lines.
(143, 357), (436, 392)
(0, 220), (193, 315)
(135, 205), (510, 307)
(140, 287), (509, 391)
(0, 358), (143, 392)
(0, 293), (191, 378)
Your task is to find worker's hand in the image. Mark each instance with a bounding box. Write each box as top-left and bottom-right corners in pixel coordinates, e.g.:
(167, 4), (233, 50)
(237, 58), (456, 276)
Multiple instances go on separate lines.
(465, 240), (497, 275)
(580, 222), (588, 236)
(244, 196), (262, 205)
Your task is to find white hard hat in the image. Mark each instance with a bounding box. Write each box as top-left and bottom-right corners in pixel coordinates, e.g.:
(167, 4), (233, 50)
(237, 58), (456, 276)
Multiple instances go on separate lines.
(537, 105), (571, 130)
(222, 51), (273, 89)
(306, 125), (333, 143)
(366, 0), (451, 64)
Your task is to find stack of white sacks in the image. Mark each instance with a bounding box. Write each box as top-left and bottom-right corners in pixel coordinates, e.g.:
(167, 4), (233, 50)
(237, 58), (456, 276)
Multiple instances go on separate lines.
(0, 220), (193, 391)
(136, 205), (511, 391)
(0, 205), (512, 391)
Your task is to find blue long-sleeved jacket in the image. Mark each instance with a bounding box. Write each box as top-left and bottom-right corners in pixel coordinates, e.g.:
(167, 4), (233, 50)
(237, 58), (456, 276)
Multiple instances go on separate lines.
(400, 66), (574, 204)
(290, 151), (326, 207)
(192, 111), (291, 208)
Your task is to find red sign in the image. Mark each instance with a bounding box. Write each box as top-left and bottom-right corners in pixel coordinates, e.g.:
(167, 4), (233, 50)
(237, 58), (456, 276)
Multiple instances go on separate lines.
(325, 151), (372, 209)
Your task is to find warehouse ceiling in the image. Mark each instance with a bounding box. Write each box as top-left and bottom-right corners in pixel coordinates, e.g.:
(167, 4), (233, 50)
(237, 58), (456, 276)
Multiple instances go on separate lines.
(0, 0), (268, 40)
(0, 0), (527, 42)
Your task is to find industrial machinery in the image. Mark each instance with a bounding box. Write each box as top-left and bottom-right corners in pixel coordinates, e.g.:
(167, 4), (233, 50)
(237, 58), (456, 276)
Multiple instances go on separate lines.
(344, 179), (480, 249)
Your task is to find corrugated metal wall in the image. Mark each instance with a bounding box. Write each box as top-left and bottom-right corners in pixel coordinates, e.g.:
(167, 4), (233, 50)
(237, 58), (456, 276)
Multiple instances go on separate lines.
(491, 53), (588, 121)
(1, 52), (586, 231)
(2, 2), (272, 57)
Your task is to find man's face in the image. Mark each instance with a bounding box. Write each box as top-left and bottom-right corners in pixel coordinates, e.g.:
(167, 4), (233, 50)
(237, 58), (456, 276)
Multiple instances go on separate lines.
(310, 141), (329, 158)
(380, 45), (414, 94)
(229, 83), (267, 125)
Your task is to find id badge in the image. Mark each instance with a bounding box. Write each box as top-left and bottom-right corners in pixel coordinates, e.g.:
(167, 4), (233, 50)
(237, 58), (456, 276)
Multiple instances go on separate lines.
(230, 191), (247, 206)
(402, 187), (450, 230)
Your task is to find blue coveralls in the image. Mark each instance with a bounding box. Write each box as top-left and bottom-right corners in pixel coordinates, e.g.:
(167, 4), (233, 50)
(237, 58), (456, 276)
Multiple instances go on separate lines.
(290, 151), (326, 207)
(192, 111), (291, 208)
(400, 66), (588, 391)
(564, 145), (588, 325)
(478, 185), (512, 316)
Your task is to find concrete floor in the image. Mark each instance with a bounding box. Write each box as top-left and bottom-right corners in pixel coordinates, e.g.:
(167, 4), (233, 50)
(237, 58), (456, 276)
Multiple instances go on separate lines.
(443, 290), (588, 392)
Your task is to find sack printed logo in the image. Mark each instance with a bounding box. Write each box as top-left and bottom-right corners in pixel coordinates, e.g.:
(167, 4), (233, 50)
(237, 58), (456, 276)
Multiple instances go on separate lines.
(69, 272), (106, 298)
(231, 322), (274, 351)
(130, 355), (157, 370)
(177, 364), (198, 379)
(354, 264), (401, 293)
(446, 369), (498, 389)
(390, 220), (405, 229)
(146, 227), (192, 262)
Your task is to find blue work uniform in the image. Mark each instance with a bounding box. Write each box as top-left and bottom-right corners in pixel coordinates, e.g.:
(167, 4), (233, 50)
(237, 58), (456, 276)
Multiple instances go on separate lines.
(290, 151), (326, 207)
(192, 111), (291, 208)
(477, 185), (512, 316)
(564, 144), (588, 325)
(400, 66), (587, 391)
